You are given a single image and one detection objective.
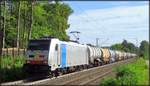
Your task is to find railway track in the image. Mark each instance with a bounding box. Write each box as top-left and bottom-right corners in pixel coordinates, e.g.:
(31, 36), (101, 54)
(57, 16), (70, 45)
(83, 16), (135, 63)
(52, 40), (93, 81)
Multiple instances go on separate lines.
(1, 74), (50, 85)
(1, 57), (136, 85)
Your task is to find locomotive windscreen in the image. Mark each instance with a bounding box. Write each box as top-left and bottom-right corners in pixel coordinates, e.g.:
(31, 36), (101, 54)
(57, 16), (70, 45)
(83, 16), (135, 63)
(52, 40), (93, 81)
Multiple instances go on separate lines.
(27, 40), (50, 50)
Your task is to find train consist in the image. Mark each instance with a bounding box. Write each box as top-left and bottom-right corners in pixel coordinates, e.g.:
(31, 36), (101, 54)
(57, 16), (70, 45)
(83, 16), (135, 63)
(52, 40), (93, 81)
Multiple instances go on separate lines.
(23, 37), (137, 76)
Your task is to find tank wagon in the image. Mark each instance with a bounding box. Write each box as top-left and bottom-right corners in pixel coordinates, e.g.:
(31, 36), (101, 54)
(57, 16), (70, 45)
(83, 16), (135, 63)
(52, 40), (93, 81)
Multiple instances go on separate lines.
(122, 52), (127, 60)
(87, 46), (102, 66)
(100, 48), (110, 64)
(121, 51), (124, 60)
(127, 53), (131, 58)
(23, 38), (137, 76)
(109, 50), (116, 63)
(118, 51), (123, 61)
(114, 51), (119, 61)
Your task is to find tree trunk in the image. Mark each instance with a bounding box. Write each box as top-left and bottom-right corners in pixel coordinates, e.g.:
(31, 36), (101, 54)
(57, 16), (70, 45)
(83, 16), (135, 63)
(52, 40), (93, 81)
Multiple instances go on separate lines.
(0, 1), (1, 55)
(16, 1), (21, 48)
(28, 1), (33, 41)
(0, 1), (3, 55)
(2, 1), (6, 48)
(22, 1), (26, 48)
(0, 31), (2, 55)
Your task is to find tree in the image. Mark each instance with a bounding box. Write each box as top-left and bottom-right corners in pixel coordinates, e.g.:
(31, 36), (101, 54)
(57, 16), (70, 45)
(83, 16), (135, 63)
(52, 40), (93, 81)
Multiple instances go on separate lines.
(42, 1), (73, 40)
(16, 1), (21, 48)
(122, 40), (129, 52)
(1, 1), (73, 48)
(28, 0), (36, 42)
(110, 40), (138, 54)
(111, 43), (123, 51)
(0, 1), (2, 55)
(139, 40), (149, 58)
(2, 1), (6, 48)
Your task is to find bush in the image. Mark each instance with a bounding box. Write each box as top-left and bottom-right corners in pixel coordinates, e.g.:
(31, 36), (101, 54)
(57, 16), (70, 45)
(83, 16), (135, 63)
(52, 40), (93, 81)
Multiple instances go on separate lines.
(100, 58), (149, 86)
(0, 56), (26, 82)
(100, 77), (118, 86)
(115, 65), (133, 77)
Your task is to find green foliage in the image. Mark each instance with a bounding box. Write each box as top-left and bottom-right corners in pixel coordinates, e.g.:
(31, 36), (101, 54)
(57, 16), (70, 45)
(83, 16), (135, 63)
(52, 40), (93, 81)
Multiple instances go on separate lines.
(139, 40), (149, 59)
(100, 77), (118, 86)
(115, 65), (134, 77)
(42, 2), (73, 41)
(111, 43), (123, 51)
(100, 58), (149, 86)
(111, 40), (139, 54)
(1, 1), (73, 48)
(115, 65), (138, 85)
(0, 56), (26, 82)
(111, 40), (149, 60)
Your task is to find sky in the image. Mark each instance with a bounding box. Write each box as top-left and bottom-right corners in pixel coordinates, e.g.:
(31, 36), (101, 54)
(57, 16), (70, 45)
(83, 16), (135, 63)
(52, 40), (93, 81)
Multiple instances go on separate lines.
(64, 1), (149, 47)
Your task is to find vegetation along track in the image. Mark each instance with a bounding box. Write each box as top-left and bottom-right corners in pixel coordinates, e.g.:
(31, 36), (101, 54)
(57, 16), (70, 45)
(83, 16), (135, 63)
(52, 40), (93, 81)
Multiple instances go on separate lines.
(1, 57), (136, 85)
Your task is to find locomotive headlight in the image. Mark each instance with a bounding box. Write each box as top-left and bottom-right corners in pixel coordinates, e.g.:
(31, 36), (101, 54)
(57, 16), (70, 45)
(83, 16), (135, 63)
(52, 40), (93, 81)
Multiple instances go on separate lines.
(26, 60), (30, 63)
(43, 60), (48, 64)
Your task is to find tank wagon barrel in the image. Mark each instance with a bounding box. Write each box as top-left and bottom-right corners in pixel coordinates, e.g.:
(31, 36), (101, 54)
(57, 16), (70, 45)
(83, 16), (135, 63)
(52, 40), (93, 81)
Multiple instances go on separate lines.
(109, 50), (116, 63)
(100, 48), (110, 64)
(87, 46), (102, 66)
(124, 52), (127, 59)
(118, 51), (122, 61)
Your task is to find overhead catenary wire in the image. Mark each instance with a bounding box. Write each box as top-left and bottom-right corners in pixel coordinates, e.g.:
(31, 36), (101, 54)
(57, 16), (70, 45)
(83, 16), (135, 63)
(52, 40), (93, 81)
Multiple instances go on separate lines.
(73, 2), (106, 33)
(65, 2), (110, 46)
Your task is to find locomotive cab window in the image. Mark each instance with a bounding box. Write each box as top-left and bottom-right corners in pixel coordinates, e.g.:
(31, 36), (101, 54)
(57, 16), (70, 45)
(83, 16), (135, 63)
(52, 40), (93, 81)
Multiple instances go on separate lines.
(55, 44), (58, 51)
(27, 40), (51, 50)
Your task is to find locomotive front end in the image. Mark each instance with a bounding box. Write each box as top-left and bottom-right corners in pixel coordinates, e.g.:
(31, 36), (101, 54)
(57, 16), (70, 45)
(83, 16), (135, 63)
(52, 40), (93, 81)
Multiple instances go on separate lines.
(23, 39), (51, 73)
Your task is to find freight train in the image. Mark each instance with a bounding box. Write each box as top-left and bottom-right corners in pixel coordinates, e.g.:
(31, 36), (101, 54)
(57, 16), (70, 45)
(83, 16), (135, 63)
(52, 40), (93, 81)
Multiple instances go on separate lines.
(23, 37), (137, 76)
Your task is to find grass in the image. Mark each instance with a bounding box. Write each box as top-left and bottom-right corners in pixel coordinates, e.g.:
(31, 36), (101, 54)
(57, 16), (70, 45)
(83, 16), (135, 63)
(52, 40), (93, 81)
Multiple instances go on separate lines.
(0, 55), (27, 83)
(100, 57), (149, 86)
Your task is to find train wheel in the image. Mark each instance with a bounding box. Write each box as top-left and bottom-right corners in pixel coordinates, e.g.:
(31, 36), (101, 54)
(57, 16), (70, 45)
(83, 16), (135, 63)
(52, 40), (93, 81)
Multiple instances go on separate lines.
(52, 71), (55, 77)
(86, 65), (89, 69)
(98, 62), (101, 66)
(47, 71), (53, 78)
(89, 64), (93, 68)
(84, 65), (88, 69)
(76, 66), (80, 71)
(78, 66), (82, 71)
(50, 70), (58, 77)
(64, 69), (67, 74)
(56, 68), (61, 76)
(47, 68), (53, 78)
(58, 71), (63, 76)
(81, 65), (84, 70)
